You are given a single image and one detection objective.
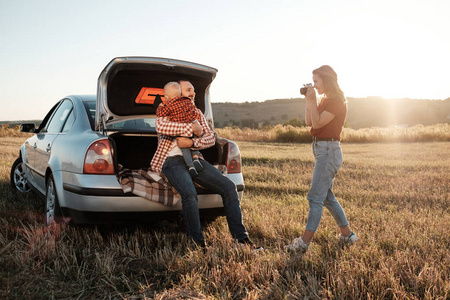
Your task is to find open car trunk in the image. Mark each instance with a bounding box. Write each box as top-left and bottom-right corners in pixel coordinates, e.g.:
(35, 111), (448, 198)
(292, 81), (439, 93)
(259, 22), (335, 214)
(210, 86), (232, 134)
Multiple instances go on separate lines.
(96, 57), (217, 132)
(109, 133), (224, 172)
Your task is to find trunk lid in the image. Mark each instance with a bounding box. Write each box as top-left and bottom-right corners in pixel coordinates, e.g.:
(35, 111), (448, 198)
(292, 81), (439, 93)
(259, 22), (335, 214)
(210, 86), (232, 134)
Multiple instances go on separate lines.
(95, 57), (218, 131)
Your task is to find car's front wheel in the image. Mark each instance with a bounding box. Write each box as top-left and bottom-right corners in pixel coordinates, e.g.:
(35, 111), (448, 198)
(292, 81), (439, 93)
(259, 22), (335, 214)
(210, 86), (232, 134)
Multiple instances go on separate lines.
(10, 157), (31, 193)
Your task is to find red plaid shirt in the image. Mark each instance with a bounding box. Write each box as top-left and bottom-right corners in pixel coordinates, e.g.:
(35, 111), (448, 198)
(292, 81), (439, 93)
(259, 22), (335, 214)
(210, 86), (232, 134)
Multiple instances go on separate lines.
(150, 109), (215, 173)
(156, 96), (200, 123)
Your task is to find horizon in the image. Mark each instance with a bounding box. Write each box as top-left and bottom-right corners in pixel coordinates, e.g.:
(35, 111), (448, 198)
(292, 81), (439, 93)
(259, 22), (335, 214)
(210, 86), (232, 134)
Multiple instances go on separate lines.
(216, 95), (450, 104)
(2, 96), (448, 123)
(1, 0), (450, 121)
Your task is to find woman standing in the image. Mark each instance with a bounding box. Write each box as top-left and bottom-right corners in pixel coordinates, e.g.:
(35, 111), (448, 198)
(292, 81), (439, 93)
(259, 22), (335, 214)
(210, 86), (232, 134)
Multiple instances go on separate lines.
(287, 65), (357, 251)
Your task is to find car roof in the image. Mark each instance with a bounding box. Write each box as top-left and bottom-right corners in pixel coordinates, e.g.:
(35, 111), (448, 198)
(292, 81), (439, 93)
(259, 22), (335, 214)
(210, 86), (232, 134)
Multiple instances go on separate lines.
(69, 95), (96, 102)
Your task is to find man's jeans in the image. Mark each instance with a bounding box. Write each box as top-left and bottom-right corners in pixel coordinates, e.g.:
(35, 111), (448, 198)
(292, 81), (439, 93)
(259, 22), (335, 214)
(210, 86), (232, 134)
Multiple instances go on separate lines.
(306, 141), (349, 232)
(162, 155), (248, 243)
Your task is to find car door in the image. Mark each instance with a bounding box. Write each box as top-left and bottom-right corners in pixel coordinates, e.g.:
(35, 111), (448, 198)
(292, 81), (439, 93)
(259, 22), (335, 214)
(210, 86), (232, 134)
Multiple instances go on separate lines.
(34, 99), (74, 192)
(23, 102), (61, 189)
(22, 134), (39, 188)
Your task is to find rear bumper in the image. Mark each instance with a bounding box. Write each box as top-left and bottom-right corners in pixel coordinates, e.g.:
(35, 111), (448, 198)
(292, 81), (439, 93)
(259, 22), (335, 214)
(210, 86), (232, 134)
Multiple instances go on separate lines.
(62, 182), (244, 197)
(58, 171), (244, 223)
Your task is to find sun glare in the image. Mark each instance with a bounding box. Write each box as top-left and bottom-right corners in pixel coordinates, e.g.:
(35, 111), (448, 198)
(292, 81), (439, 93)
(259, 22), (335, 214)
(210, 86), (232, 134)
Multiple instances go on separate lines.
(310, 10), (447, 100)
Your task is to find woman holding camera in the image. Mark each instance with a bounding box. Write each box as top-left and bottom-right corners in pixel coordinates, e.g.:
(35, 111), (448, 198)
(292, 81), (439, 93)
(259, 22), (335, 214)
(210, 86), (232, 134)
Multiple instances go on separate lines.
(286, 65), (357, 251)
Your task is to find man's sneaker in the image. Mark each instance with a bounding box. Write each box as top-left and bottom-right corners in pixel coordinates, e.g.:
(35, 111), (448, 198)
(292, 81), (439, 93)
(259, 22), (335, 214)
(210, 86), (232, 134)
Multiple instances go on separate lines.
(285, 237), (309, 251)
(188, 167), (198, 178)
(339, 232), (358, 245)
(236, 238), (264, 252)
(193, 159), (203, 172)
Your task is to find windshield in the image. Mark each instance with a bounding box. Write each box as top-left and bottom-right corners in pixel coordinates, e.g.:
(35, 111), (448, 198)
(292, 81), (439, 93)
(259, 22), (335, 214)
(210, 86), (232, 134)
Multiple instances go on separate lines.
(84, 101), (156, 131)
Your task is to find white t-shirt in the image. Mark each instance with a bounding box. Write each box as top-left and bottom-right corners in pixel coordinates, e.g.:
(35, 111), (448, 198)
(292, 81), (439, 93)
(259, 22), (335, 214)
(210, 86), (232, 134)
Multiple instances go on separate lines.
(167, 140), (183, 157)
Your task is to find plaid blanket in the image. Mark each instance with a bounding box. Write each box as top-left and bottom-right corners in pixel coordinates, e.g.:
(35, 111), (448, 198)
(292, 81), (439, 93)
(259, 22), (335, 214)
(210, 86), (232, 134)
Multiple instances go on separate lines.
(117, 164), (228, 206)
(118, 167), (180, 206)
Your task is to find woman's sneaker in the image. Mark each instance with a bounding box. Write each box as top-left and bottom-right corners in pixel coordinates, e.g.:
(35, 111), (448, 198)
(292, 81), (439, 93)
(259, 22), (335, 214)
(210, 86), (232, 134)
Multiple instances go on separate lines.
(285, 237), (309, 251)
(339, 232), (358, 245)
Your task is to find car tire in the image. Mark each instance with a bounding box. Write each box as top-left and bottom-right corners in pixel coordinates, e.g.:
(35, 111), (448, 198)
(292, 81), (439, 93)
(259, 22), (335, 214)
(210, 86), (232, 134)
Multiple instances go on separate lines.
(45, 175), (67, 226)
(10, 157), (31, 193)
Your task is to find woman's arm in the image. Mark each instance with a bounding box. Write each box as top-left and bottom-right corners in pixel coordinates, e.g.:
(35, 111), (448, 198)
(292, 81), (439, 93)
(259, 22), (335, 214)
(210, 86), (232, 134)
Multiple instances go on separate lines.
(305, 88), (335, 129)
(305, 100), (312, 126)
(310, 104), (335, 129)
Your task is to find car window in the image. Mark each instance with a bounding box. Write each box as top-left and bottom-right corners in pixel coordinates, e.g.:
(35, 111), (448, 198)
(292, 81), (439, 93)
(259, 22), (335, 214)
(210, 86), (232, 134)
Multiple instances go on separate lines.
(46, 100), (73, 134)
(83, 101), (156, 131)
(83, 101), (96, 129)
(107, 119), (156, 130)
(61, 108), (75, 133)
(36, 101), (61, 133)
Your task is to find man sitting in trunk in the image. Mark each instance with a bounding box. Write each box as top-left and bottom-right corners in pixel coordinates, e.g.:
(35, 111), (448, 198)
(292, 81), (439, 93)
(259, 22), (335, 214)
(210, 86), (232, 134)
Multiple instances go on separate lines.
(151, 80), (261, 251)
(156, 82), (204, 178)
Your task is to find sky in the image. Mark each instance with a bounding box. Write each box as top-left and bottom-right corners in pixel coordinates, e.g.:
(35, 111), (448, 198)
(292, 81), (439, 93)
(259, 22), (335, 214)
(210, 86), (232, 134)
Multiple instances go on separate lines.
(1, 0), (449, 121)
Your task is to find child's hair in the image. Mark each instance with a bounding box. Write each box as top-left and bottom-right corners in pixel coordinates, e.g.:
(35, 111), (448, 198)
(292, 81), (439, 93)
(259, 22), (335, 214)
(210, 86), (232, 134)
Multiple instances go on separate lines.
(163, 82), (181, 101)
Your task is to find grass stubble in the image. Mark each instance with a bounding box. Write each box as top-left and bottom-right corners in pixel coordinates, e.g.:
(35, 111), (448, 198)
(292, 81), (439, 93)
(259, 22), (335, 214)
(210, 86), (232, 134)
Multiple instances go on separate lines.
(0, 136), (449, 299)
(216, 123), (450, 143)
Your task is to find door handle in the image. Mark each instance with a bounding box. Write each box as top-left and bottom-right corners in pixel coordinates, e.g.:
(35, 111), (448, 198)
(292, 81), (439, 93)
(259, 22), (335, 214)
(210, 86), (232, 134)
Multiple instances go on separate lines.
(33, 143), (37, 149)
(46, 144), (51, 152)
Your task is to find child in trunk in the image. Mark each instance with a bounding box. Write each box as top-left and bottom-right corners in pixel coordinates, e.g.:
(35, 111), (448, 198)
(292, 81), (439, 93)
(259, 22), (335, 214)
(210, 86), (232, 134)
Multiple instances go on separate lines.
(157, 82), (204, 177)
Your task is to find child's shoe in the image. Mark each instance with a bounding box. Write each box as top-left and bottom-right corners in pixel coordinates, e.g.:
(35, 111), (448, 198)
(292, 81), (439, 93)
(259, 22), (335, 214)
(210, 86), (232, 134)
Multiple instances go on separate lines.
(193, 159), (203, 172)
(189, 167), (198, 178)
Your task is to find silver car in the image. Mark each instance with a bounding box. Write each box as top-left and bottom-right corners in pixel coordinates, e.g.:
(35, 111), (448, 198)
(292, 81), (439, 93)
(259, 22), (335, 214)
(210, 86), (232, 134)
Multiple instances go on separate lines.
(10, 57), (244, 225)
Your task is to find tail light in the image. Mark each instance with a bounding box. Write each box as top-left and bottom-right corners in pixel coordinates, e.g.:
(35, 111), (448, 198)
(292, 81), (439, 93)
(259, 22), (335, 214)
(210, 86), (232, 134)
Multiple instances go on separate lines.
(83, 139), (115, 174)
(226, 141), (242, 174)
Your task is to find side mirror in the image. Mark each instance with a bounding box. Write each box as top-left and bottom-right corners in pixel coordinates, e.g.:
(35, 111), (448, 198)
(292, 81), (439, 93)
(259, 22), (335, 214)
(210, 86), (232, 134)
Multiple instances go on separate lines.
(20, 123), (37, 133)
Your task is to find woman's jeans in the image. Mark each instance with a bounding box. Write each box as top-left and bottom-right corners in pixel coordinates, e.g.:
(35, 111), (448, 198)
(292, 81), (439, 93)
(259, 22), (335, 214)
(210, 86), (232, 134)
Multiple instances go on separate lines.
(162, 155), (248, 243)
(306, 141), (349, 232)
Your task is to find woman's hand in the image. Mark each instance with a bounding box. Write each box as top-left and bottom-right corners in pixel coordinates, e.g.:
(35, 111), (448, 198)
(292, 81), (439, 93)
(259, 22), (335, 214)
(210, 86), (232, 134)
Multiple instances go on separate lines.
(305, 87), (316, 103)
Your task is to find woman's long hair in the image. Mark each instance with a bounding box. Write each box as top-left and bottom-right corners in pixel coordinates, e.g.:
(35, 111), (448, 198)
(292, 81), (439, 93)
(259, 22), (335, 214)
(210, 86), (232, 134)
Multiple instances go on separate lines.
(313, 65), (346, 103)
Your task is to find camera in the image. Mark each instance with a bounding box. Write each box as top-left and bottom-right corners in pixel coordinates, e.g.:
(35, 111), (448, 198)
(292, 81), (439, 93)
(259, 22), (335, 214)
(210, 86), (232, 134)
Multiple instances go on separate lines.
(300, 83), (313, 95)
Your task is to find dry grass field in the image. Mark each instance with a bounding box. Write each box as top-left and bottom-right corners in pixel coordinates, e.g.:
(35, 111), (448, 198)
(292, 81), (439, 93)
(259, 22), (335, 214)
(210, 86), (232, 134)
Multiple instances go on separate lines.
(212, 98), (450, 129)
(216, 123), (450, 143)
(1, 135), (449, 299)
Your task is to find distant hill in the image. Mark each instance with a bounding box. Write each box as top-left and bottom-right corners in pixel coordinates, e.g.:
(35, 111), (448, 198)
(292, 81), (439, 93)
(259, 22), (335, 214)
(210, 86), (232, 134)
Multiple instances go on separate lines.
(2, 98), (449, 130)
(212, 97), (450, 129)
(0, 120), (41, 128)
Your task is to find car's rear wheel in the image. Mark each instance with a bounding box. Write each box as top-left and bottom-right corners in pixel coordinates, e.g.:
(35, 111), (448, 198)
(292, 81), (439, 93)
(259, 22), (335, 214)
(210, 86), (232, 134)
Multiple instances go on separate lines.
(10, 157), (31, 193)
(46, 175), (66, 226)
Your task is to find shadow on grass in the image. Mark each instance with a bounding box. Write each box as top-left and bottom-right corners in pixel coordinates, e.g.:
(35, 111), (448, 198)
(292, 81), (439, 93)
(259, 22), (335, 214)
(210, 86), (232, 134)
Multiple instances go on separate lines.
(0, 179), (45, 225)
(2, 177), (222, 249)
(243, 156), (313, 167)
(245, 184), (309, 196)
